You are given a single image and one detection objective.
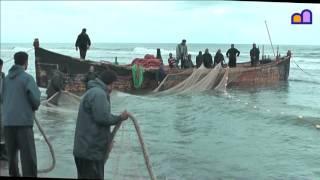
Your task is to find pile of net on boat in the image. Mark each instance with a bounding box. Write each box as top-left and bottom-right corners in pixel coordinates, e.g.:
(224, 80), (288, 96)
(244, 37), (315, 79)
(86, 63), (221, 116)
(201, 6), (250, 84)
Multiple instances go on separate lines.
(153, 63), (229, 95)
(131, 54), (162, 69)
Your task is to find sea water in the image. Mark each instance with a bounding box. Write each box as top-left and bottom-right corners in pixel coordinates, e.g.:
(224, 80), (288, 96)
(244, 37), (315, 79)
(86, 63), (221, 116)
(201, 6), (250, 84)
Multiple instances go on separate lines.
(1, 43), (320, 179)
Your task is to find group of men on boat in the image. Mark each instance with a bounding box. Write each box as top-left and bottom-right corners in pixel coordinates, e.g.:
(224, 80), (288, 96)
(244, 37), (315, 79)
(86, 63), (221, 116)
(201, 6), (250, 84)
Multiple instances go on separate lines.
(74, 28), (261, 70)
(168, 39), (260, 69)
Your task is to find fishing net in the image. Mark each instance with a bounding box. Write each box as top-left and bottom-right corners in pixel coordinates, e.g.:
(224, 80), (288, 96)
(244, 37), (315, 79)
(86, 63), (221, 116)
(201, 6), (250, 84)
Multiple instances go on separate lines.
(35, 91), (156, 180)
(38, 92), (80, 114)
(153, 64), (229, 95)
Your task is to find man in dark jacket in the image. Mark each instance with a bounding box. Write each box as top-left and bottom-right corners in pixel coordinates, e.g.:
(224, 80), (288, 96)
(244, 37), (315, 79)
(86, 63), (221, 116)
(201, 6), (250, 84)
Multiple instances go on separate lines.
(46, 69), (64, 103)
(0, 58), (7, 161)
(75, 28), (91, 60)
(226, 44), (240, 68)
(203, 48), (213, 68)
(73, 69), (129, 180)
(184, 54), (194, 69)
(196, 51), (203, 68)
(3, 52), (41, 177)
(250, 43), (260, 67)
(176, 39), (188, 69)
(214, 49), (225, 67)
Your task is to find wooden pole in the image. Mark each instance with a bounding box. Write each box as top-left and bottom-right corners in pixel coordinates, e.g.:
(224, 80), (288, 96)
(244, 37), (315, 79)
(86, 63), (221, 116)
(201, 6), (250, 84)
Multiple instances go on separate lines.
(265, 21), (276, 57)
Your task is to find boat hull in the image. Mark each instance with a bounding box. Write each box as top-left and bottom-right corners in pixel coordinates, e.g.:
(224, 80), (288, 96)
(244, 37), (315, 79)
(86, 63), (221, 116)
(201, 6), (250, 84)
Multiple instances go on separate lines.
(34, 47), (290, 95)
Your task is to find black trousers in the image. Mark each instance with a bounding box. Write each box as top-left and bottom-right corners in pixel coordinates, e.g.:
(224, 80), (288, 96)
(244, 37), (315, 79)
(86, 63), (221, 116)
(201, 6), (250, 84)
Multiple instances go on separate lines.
(0, 108), (7, 159)
(4, 126), (37, 177)
(74, 156), (105, 180)
(79, 48), (87, 59)
(228, 57), (237, 68)
(180, 58), (186, 69)
(251, 58), (259, 67)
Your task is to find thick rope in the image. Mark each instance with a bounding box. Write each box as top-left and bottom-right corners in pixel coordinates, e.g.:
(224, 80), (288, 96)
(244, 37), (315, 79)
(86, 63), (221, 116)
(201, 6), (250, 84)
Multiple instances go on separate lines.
(33, 91), (66, 174)
(34, 90), (77, 173)
(105, 114), (157, 180)
(38, 90), (156, 178)
(106, 121), (123, 163)
(129, 114), (157, 180)
(44, 92), (60, 105)
(33, 91), (64, 173)
(292, 59), (314, 77)
(34, 114), (56, 173)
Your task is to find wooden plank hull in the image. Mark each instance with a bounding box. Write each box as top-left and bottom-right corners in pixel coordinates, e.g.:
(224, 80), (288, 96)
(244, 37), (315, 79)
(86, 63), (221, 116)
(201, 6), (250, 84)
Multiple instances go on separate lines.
(228, 58), (290, 87)
(35, 47), (184, 94)
(34, 47), (290, 95)
(156, 57), (290, 91)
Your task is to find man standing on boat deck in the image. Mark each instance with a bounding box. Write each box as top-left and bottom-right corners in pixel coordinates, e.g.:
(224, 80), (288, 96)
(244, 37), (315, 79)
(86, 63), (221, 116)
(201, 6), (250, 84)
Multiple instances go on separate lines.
(196, 51), (204, 68)
(168, 53), (177, 69)
(226, 44), (240, 68)
(75, 28), (91, 60)
(73, 69), (129, 180)
(203, 48), (213, 68)
(0, 58), (8, 161)
(214, 49), (225, 67)
(176, 39), (188, 69)
(250, 43), (260, 67)
(2, 52), (41, 177)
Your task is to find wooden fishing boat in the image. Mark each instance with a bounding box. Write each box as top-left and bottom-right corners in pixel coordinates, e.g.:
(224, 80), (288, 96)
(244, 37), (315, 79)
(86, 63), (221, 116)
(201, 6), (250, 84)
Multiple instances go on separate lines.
(33, 39), (291, 95)
(156, 56), (291, 91)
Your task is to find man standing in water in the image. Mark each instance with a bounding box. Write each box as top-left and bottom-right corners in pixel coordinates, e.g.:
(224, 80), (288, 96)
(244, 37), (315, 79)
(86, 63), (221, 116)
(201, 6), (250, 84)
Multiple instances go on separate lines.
(226, 44), (240, 68)
(73, 69), (129, 179)
(83, 65), (97, 90)
(3, 52), (41, 177)
(75, 28), (91, 60)
(176, 39), (188, 69)
(0, 58), (7, 161)
(46, 69), (65, 102)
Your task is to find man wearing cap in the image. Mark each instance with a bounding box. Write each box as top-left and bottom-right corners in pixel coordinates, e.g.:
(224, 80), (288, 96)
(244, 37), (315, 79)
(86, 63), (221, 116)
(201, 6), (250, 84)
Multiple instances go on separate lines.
(75, 28), (91, 60)
(73, 69), (129, 179)
(176, 39), (188, 69)
(2, 52), (41, 177)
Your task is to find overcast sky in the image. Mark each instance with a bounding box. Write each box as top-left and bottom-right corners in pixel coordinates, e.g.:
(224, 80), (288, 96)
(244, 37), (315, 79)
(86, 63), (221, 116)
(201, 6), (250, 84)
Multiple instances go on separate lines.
(1, 1), (319, 45)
